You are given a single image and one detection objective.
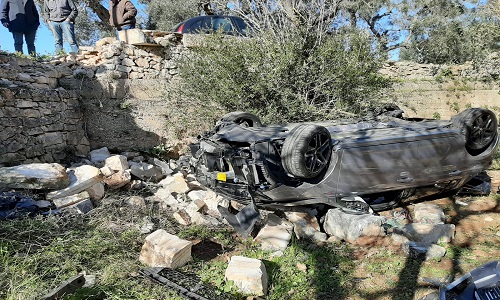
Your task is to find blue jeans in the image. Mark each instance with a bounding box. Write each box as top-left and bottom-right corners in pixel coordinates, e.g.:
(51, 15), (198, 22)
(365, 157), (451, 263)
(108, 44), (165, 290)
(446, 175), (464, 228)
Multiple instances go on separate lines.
(116, 24), (135, 40)
(118, 24), (135, 31)
(12, 30), (37, 55)
(49, 21), (79, 54)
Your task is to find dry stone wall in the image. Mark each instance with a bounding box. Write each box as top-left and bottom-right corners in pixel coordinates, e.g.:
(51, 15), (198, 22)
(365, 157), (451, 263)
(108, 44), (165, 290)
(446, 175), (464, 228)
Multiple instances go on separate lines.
(380, 53), (500, 119)
(0, 85), (89, 165)
(1, 31), (499, 166)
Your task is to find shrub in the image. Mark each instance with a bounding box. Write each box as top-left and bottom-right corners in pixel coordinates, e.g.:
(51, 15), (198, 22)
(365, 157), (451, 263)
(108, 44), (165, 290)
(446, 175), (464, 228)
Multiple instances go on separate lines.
(165, 28), (393, 137)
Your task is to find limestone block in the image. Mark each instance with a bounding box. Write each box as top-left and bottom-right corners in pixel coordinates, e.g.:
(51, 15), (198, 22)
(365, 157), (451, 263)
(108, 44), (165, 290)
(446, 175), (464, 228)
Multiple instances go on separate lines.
(225, 256), (268, 296)
(158, 174), (189, 194)
(89, 147), (111, 164)
(86, 182), (105, 201)
(154, 188), (181, 209)
(103, 170), (131, 189)
(187, 190), (207, 202)
(286, 211), (326, 242)
(118, 29), (148, 45)
(99, 166), (114, 177)
(62, 198), (94, 214)
(413, 203), (445, 224)
(0, 163), (70, 190)
(396, 223), (455, 244)
(52, 191), (90, 208)
(47, 165), (102, 200)
(323, 209), (386, 242)
(255, 223), (293, 251)
(139, 229), (192, 269)
(402, 242), (446, 260)
(186, 199), (207, 213)
(105, 155), (129, 172)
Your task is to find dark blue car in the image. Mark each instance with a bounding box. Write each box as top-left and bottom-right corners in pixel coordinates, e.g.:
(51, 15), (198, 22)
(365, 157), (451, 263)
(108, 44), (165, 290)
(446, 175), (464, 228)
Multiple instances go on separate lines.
(173, 15), (250, 36)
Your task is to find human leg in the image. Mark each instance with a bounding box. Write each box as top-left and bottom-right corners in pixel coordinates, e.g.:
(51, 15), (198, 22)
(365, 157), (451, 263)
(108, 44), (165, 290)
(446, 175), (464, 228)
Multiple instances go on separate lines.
(61, 21), (79, 53)
(49, 21), (64, 54)
(118, 24), (135, 31)
(12, 32), (24, 53)
(24, 30), (37, 56)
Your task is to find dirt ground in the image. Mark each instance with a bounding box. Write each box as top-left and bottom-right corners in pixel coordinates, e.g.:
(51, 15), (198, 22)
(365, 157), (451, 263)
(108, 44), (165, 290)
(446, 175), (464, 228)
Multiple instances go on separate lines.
(347, 170), (500, 300)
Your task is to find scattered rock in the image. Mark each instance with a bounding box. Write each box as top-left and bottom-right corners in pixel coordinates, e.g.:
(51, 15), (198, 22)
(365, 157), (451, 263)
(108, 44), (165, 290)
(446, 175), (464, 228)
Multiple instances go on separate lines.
(402, 242), (447, 260)
(0, 163), (70, 190)
(47, 165), (102, 200)
(62, 198), (94, 214)
(225, 256), (268, 296)
(105, 155), (129, 172)
(254, 223), (293, 251)
(395, 223), (455, 244)
(413, 203), (445, 224)
(52, 191), (90, 209)
(89, 147), (111, 165)
(323, 209), (386, 242)
(139, 229), (192, 269)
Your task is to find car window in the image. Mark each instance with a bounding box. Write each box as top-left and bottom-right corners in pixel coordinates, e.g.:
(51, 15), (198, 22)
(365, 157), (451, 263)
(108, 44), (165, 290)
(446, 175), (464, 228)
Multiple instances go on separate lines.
(231, 17), (248, 35)
(207, 17), (233, 33)
(187, 19), (205, 33)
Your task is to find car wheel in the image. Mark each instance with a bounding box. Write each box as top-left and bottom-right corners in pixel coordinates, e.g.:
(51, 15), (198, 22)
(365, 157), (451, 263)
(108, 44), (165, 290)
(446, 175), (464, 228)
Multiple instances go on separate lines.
(452, 108), (498, 154)
(220, 111), (262, 127)
(281, 124), (332, 178)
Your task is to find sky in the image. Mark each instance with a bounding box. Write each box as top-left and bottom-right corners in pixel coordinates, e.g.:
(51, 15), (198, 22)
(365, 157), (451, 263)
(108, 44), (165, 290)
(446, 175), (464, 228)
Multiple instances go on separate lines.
(0, 0), (146, 55)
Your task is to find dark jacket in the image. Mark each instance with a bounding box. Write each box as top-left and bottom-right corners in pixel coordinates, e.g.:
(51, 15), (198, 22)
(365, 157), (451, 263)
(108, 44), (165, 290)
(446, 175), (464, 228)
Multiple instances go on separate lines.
(42, 0), (78, 23)
(109, 0), (136, 29)
(0, 0), (40, 33)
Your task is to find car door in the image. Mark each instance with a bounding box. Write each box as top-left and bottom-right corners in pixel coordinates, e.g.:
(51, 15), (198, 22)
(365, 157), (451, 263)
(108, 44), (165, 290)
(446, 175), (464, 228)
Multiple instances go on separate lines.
(332, 127), (462, 195)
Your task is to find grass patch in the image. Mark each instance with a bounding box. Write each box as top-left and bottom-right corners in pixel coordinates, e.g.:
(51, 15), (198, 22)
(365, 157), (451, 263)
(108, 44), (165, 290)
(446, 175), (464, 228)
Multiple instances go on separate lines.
(1, 189), (499, 299)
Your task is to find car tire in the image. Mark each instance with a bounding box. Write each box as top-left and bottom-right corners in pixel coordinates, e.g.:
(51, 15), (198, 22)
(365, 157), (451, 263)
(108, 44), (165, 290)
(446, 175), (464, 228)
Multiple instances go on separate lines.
(452, 108), (498, 154)
(220, 111), (262, 127)
(281, 124), (332, 178)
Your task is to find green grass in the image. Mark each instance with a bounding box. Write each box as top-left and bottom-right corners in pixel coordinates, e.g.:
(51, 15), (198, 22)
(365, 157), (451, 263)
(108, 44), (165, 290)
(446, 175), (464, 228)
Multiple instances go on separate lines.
(1, 189), (499, 300)
(0, 196), (184, 300)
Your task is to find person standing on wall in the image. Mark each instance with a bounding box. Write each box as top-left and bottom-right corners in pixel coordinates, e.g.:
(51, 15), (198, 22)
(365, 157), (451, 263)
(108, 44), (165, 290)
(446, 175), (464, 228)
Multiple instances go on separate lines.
(109, 0), (137, 31)
(0, 0), (40, 56)
(42, 0), (79, 55)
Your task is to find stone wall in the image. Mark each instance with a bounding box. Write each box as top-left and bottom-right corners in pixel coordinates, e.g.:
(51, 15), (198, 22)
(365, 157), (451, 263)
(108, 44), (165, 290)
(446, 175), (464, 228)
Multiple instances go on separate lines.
(0, 86), (89, 165)
(0, 31), (499, 166)
(380, 53), (500, 119)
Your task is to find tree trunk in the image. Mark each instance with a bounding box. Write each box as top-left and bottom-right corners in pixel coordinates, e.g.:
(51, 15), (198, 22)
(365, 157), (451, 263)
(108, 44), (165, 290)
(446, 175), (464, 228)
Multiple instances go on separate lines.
(84, 0), (111, 24)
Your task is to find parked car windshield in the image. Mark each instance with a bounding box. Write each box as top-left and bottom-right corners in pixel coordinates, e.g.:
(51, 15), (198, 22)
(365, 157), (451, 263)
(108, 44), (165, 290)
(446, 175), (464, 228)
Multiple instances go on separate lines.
(173, 16), (250, 36)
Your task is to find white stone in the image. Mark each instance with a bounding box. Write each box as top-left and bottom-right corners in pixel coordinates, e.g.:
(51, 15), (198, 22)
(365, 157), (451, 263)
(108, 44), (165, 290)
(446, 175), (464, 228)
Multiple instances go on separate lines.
(47, 165), (102, 200)
(0, 163), (69, 190)
(139, 229), (192, 269)
(225, 256), (268, 296)
(61, 198), (94, 214)
(52, 191), (90, 208)
(413, 203), (445, 224)
(158, 174), (189, 194)
(323, 209), (386, 242)
(86, 183), (105, 201)
(255, 223), (293, 251)
(89, 147), (111, 164)
(396, 223), (455, 244)
(105, 155), (129, 172)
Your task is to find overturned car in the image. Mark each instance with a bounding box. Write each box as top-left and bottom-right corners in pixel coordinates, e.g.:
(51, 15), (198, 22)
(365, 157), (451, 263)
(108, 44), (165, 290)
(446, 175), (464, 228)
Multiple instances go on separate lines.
(188, 108), (499, 234)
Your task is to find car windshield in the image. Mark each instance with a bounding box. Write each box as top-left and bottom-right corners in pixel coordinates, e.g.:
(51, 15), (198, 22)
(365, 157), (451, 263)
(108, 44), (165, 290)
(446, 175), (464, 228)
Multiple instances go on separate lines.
(208, 17), (233, 33)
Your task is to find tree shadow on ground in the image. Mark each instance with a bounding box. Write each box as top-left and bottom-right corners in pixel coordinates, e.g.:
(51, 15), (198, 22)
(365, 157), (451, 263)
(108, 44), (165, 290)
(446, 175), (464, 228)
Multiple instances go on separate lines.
(354, 194), (499, 300)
